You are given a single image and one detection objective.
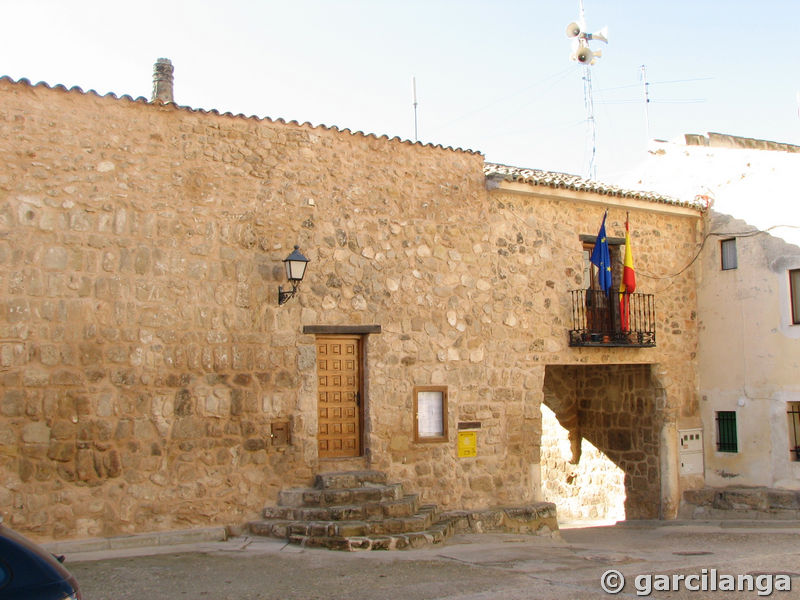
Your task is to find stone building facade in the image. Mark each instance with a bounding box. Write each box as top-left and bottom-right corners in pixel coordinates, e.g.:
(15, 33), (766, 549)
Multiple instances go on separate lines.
(0, 75), (703, 542)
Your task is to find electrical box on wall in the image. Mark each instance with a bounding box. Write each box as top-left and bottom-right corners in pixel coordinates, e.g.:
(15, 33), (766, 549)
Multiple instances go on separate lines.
(680, 452), (704, 475)
(271, 421), (290, 447)
(680, 429), (703, 453)
(679, 428), (704, 475)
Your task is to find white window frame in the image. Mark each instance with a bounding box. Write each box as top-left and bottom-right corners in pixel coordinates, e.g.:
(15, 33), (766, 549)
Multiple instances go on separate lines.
(790, 269), (800, 325)
(721, 238), (737, 271)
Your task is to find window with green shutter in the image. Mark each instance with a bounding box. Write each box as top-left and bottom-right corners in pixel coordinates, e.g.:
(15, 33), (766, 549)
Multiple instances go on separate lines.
(788, 402), (800, 461)
(716, 411), (738, 452)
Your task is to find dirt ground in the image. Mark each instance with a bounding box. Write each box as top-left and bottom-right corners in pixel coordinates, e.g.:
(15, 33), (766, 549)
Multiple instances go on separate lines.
(66, 522), (800, 600)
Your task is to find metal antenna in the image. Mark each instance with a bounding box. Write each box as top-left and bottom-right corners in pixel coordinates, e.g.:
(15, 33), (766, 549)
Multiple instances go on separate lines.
(640, 65), (651, 142)
(413, 77), (419, 142)
(566, 0), (606, 180)
(583, 66), (597, 180)
(578, 0), (597, 179)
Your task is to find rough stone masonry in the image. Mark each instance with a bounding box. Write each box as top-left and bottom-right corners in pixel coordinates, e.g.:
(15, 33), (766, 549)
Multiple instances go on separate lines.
(0, 75), (703, 542)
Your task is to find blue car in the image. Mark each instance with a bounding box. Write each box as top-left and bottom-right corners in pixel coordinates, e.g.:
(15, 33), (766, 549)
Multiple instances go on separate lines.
(0, 520), (82, 600)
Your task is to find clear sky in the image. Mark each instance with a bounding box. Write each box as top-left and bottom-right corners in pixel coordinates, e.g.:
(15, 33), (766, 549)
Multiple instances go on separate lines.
(3, 0), (800, 182)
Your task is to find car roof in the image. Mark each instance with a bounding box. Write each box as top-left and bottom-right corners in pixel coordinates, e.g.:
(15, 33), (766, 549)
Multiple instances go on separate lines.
(0, 524), (75, 592)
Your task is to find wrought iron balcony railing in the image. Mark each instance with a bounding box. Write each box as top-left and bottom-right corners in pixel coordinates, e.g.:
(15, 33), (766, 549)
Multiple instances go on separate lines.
(568, 289), (656, 347)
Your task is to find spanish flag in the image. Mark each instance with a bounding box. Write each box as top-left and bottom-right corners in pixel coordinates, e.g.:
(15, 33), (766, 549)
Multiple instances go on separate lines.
(619, 213), (636, 330)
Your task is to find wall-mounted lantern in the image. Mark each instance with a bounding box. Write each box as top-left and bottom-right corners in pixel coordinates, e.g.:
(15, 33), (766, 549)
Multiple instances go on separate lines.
(278, 245), (310, 306)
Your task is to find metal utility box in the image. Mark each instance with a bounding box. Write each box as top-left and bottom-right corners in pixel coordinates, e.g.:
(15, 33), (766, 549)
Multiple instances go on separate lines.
(679, 428), (704, 475)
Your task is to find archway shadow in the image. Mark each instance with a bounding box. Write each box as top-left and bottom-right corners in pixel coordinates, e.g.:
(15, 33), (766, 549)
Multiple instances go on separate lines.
(540, 403), (626, 523)
(542, 364), (664, 520)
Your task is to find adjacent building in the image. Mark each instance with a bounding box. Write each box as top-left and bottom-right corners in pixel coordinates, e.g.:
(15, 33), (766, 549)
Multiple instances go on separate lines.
(620, 133), (800, 509)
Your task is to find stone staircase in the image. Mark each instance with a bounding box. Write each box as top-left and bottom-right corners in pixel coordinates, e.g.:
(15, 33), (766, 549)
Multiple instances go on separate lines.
(248, 470), (559, 551)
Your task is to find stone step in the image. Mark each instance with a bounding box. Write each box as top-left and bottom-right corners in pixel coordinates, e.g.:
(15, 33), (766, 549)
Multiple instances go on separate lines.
(251, 508), (439, 539)
(314, 470), (388, 490)
(364, 512), (435, 535)
(277, 482), (403, 508)
(266, 494), (420, 522)
(250, 464), (558, 552)
(419, 503), (441, 521)
(680, 486), (800, 520)
(251, 502), (561, 550)
(249, 515), (458, 551)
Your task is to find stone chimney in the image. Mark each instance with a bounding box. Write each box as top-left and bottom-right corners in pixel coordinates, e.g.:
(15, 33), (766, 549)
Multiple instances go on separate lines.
(151, 58), (174, 103)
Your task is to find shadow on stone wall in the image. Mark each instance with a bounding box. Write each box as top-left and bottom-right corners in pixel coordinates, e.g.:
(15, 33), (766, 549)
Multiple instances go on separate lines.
(542, 364), (662, 520)
(540, 403), (626, 522)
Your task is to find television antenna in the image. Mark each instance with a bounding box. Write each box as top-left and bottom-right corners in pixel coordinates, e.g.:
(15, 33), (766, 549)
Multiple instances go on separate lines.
(640, 65), (651, 142)
(412, 76), (419, 142)
(566, 0), (607, 180)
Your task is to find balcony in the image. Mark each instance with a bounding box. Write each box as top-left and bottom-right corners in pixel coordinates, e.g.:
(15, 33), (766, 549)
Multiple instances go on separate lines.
(568, 289), (656, 348)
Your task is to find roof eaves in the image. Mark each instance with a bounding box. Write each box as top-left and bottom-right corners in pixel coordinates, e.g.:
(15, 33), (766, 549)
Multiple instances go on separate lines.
(484, 162), (704, 210)
(1, 75), (483, 157)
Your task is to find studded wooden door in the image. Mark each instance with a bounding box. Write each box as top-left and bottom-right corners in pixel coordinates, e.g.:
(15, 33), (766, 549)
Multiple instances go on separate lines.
(316, 336), (362, 458)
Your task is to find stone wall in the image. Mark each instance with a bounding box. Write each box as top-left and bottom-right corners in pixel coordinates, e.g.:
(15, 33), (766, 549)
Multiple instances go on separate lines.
(540, 404), (625, 522)
(0, 78), (702, 541)
(680, 486), (800, 519)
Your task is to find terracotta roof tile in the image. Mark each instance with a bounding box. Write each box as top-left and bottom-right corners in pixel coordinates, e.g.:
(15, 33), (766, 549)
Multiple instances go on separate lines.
(484, 162), (703, 209)
(0, 75), (482, 156)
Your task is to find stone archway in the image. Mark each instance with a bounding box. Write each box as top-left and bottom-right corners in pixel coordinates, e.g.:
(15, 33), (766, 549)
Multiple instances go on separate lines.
(541, 364), (662, 520)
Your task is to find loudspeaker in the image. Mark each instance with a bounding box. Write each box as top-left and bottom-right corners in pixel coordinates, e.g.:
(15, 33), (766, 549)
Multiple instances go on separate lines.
(575, 46), (594, 64)
(565, 22), (582, 38)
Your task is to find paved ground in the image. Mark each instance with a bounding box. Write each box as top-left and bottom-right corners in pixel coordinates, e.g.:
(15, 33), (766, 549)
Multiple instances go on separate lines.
(63, 521), (800, 600)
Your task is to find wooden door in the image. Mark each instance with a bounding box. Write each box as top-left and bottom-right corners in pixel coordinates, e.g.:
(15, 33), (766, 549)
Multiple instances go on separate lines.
(316, 336), (362, 458)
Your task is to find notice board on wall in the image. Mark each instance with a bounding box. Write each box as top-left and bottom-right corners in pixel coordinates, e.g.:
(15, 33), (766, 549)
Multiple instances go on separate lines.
(414, 386), (448, 442)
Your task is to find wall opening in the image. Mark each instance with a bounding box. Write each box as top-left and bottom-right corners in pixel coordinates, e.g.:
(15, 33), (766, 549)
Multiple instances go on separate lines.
(540, 403), (626, 523)
(541, 364), (661, 520)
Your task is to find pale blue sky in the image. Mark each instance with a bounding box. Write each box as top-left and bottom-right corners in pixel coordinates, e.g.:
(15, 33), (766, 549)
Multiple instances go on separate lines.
(3, 0), (799, 181)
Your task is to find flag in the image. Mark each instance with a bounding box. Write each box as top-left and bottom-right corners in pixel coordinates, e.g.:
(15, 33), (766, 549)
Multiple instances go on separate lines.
(619, 214), (636, 294)
(619, 213), (636, 331)
(590, 211), (612, 293)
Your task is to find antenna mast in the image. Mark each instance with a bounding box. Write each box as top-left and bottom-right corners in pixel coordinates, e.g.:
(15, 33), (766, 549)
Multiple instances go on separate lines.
(640, 65), (651, 142)
(412, 77), (419, 142)
(583, 65), (597, 180)
(566, 0), (607, 180)
(579, 1), (596, 180)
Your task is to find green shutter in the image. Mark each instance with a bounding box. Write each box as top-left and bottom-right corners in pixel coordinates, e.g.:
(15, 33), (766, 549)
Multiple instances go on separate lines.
(716, 411), (737, 452)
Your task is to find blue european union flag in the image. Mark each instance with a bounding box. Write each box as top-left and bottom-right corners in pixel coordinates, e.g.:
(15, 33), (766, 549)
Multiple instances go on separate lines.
(590, 211), (612, 293)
